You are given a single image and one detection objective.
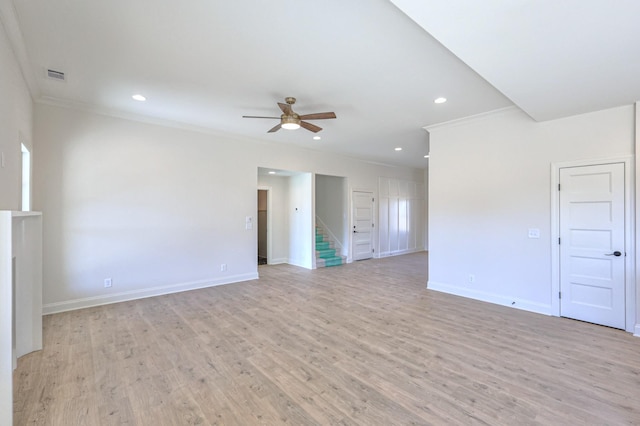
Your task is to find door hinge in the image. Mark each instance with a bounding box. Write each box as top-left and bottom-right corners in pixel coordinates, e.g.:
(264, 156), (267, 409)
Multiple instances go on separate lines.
(558, 183), (561, 191)
(559, 291), (561, 299)
(558, 237), (561, 245)
(372, 198), (374, 202)
(372, 223), (374, 228)
(372, 248), (375, 253)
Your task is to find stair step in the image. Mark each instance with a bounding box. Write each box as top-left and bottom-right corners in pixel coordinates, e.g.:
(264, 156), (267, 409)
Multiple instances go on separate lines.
(316, 255), (345, 268)
(324, 257), (344, 267)
(316, 241), (332, 250)
(315, 225), (345, 268)
(316, 248), (337, 258)
(316, 256), (347, 268)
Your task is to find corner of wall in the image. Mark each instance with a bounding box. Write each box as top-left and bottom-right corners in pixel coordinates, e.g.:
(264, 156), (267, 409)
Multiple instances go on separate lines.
(427, 280), (552, 316)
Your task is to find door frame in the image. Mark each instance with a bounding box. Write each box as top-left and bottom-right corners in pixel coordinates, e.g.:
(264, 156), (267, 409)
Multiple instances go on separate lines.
(350, 188), (375, 261)
(257, 186), (272, 265)
(550, 156), (635, 332)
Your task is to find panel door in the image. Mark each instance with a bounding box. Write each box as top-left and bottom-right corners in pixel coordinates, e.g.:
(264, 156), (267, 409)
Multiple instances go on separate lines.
(352, 191), (373, 261)
(559, 163), (625, 329)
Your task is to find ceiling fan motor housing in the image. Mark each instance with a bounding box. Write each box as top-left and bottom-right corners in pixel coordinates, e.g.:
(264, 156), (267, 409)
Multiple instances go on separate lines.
(281, 113), (301, 129)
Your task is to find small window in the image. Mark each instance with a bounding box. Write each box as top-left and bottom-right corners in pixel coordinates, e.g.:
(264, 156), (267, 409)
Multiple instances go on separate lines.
(21, 144), (30, 211)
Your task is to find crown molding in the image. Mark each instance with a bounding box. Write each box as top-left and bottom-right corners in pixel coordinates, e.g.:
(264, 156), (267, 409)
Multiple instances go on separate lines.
(36, 95), (265, 144)
(423, 106), (523, 132)
(36, 96), (423, 172)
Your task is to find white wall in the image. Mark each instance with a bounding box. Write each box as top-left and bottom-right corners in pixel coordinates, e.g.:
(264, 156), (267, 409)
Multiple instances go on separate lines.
(378, 177), (425, 257)
(427, 105), (635, 317)
(34, 105), (261, 312)
(0, 17), (32, 210)
(33, 103), (425, 312)
(288, 173), (313, 268)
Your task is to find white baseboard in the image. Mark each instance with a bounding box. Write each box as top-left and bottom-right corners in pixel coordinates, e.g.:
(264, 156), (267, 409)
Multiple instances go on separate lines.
(268, 257), (288, 265)
(427, 280), (552, 316)
(42, 272), (259, 315)
(287, 258), (313, 269)
(378, 248), (425, 258)
(634, 324), (640, 338)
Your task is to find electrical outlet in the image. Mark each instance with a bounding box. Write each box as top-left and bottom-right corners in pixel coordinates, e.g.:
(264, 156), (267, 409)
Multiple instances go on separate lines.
(220, 264), (227, 272)
(104, 278), (112, 288)
(468, 274), (475, 283)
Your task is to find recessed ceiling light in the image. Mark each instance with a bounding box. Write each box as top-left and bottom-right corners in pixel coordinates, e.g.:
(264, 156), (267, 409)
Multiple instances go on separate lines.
(434, 97), (447, 104)
(395, 147), (402, 151)
(132, 94), (146, 102)
(268, 171), (276, 175)
(313, 136), (321, 140)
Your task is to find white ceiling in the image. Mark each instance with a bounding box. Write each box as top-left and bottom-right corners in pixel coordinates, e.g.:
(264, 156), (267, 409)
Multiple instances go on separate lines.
(391, 0), (640, 122)
(3, 1), (638, 169)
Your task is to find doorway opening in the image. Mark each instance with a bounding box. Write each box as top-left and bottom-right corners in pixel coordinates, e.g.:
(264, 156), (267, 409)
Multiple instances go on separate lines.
(257, 167), (314, 269)
(315, 174), (348, 266)
(257, 189), (268, 265)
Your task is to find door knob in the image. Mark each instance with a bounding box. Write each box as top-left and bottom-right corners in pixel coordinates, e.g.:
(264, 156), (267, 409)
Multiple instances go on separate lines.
(605, 251), (622, 257)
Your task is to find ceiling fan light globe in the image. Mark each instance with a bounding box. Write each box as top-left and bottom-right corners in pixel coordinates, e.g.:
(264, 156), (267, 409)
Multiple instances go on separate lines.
(281, 115), (301, 130)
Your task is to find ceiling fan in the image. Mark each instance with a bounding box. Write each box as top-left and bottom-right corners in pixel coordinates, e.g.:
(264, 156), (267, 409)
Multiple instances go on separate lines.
(243, 97), (336, 133)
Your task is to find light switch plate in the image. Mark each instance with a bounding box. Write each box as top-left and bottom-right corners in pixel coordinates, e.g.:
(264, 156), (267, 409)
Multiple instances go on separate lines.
(528, 228), (540, 239)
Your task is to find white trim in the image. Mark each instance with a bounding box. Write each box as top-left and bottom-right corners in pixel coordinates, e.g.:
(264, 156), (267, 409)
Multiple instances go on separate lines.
(42, 272), (258, 315)
(311, 174), (316, 269)
(257, 186), (272, 265)
(377, 248), (425, 258)
(424, 106), (520, 132)
(350, 188), (376, 261)
(0, 212), (13, 425)
(550, 155), (636, 333)
(268, 257), (288, 265)
(636, 101), (640, 337)
(427, 281), (552, 316)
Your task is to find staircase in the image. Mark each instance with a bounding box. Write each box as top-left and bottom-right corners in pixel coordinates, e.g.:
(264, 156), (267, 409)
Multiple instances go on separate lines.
(315, 226), (346, 268)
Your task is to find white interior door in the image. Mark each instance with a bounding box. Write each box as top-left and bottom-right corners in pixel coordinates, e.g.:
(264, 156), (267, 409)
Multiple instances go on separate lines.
(352, 191), (373, 261)
(559, 163), (626, 329)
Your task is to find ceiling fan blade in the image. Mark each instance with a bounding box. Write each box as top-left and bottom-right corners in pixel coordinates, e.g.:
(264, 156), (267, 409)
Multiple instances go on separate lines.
(267, 123), (282, 133)
(243, 115), (280, 119)
(278, 103), (291, 115)
(298, 112), (336, 120)
(300, 121), (322, 133)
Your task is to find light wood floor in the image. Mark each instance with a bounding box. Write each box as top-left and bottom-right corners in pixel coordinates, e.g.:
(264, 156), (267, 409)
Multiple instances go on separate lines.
(13, 252), (640, 425)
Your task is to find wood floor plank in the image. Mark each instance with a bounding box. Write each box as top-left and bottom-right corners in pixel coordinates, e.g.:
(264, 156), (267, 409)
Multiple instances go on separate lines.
(13, 252), (640, 425)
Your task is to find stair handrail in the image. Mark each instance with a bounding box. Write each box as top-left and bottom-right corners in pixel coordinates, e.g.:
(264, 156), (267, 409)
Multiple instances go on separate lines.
(315, 216), (344, 254)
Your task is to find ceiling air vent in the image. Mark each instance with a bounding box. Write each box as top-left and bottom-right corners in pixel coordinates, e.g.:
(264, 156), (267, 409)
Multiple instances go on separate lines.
(46, 69), (65, 81)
